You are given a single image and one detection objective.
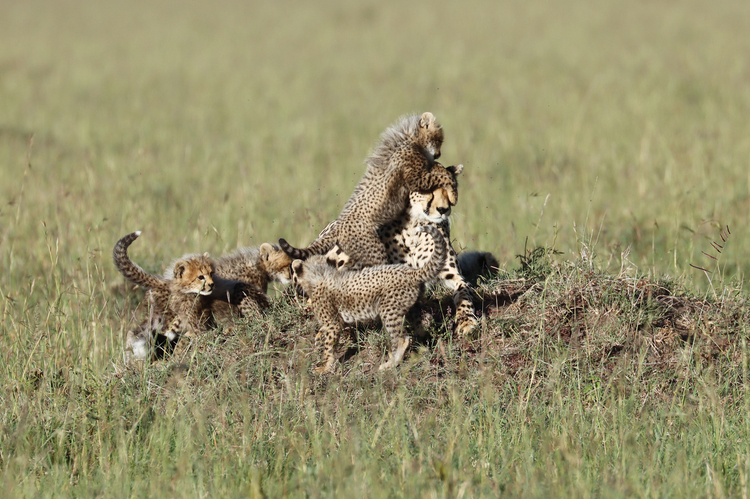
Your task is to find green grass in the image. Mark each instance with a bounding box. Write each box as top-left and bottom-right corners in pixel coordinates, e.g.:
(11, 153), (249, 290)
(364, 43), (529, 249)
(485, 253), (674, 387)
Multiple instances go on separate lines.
(2, 0), (750, 496)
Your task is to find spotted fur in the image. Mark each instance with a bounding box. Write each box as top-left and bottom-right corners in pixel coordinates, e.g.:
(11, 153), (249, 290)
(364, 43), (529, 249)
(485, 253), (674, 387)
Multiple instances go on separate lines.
(291, 225), (447, 373)
(113, 232), (272, 360)
(208, 243), (293, 316)
(114, 232), (216, 360)
(279, 112), (459, 269)
(324, 165), (481, 336)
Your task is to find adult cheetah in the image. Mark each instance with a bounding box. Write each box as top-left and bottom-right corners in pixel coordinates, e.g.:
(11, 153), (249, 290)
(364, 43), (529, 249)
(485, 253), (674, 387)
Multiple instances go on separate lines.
(324, 164), (487, 337)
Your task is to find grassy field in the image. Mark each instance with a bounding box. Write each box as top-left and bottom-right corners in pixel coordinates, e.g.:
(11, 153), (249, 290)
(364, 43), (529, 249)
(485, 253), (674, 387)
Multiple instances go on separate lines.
(2, 0), (750, 496)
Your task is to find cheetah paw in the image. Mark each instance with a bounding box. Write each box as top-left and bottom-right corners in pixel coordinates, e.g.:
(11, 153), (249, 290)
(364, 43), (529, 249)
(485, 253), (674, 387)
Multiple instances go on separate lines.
(125, 329), (151, 361)
(455, 314), (479, 338)
(313, 361), (337, 374)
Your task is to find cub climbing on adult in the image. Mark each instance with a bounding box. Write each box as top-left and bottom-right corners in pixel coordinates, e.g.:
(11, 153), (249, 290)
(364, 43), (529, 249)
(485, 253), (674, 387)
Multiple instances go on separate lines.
(279, 112), (459, 269)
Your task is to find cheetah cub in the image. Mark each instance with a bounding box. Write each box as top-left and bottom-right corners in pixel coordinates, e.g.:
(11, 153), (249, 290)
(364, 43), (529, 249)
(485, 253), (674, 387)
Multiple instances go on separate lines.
(213, 243), (293, 294)
(325, 164), (482, 337)
(280, 112), (459, 269)
(114, 232), (216, 360)
(113, 231), (268, 360)
(205, 243), (294, 324)
(291, 224), (447, 374)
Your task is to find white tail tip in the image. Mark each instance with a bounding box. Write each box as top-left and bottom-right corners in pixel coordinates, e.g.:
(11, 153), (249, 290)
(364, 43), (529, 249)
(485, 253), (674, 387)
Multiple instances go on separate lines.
(135, 230), (142, 236)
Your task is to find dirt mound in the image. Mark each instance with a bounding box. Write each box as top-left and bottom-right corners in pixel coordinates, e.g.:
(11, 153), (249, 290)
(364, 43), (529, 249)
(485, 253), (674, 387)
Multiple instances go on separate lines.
(116, 248), (748, 400)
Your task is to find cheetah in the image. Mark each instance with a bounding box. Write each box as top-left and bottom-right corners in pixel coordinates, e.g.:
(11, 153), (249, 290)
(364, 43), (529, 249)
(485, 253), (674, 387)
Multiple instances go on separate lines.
(324, 164), (483, 337)
(113, 231), (268, 360)
(291, 224), (447, 374)
(279, 112), (459, 269)
(198, 242), (294, 329)
(212, 243), (293, 294)
(114, 232), (215, 360)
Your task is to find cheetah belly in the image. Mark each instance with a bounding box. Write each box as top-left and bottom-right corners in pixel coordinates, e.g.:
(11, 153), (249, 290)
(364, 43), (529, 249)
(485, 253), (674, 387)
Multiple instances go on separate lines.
(338, 300), (380, 324)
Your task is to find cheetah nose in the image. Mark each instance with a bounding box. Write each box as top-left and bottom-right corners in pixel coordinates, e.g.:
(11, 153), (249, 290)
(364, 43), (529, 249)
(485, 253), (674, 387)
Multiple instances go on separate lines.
(437, 206), (451, 216)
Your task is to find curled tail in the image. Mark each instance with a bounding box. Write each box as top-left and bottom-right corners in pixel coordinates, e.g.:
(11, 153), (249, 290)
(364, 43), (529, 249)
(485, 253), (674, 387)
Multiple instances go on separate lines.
(411, 225), (447, 283)
(278, 233), (336, 261)
(113, 231), (167, 290)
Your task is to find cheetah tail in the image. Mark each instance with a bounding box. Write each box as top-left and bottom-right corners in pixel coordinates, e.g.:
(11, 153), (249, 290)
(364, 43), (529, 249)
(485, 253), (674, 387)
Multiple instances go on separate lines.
(278, 236), (334, 261)
(412, 225), (448, 283)
(113, 231), (167, 290)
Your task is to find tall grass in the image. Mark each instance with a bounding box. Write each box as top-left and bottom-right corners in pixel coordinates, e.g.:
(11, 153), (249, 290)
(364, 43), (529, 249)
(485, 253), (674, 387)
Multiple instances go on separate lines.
(1, 0), (750, 496)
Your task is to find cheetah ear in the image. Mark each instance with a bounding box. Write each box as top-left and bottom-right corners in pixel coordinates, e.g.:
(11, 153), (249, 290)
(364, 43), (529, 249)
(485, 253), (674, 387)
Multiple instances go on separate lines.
(259, 243), (274, 259)
(419, 112), (436, 129)
(447, 188), (458, 206)
(173, 261), (186, 278)
(447, 164), (463, 176)
(291, 260), (304, 275)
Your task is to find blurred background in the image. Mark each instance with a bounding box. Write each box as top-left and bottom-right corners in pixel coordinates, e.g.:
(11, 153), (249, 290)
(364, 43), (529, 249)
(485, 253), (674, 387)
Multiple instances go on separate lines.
(1, 0), (749, 289)
(4, 3), (750, 494)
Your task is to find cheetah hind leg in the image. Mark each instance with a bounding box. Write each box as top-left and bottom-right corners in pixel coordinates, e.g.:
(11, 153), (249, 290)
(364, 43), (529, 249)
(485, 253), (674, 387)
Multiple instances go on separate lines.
(154, 317), (185, 360)
(125, 323), (154, 361)
(235, 282), (270, 318)
(405, 300), (428, 340)
(342, 229), (388, 269)
(379, 316), (411, 371)
(314, 329), (325, 350)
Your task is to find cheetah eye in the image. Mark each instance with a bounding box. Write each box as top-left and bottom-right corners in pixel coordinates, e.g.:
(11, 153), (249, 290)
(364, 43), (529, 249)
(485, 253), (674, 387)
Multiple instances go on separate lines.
(198, 275), (205, 280)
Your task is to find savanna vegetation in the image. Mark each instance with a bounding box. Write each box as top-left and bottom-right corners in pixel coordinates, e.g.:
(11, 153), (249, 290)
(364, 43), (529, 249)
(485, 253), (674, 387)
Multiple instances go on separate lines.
(1, 0), (750, 496)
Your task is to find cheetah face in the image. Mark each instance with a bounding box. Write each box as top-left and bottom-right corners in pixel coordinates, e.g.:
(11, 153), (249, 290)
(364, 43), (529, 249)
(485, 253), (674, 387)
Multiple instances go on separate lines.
(418, 112), (444, 161)
(409, 189), (452, 224)
(409, 163), (462, 223)
(259, 243), (293, 284)
(275, 267), (292, 285)
(172, 253), (215, 295)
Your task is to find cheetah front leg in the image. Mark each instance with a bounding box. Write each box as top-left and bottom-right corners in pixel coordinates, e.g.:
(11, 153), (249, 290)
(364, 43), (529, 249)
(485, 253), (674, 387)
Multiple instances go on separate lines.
(453, 286), (479, 337)
(313, 323), (342, 374)
(379, 314), (411, 371)
(440, 251), (479, 338)
(164, 316), (183, 342)
(153, 316), (185, 359)
(169, 302), (212, 360)
(312, 302), (343, 374)
(166, 297), (207, 350)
